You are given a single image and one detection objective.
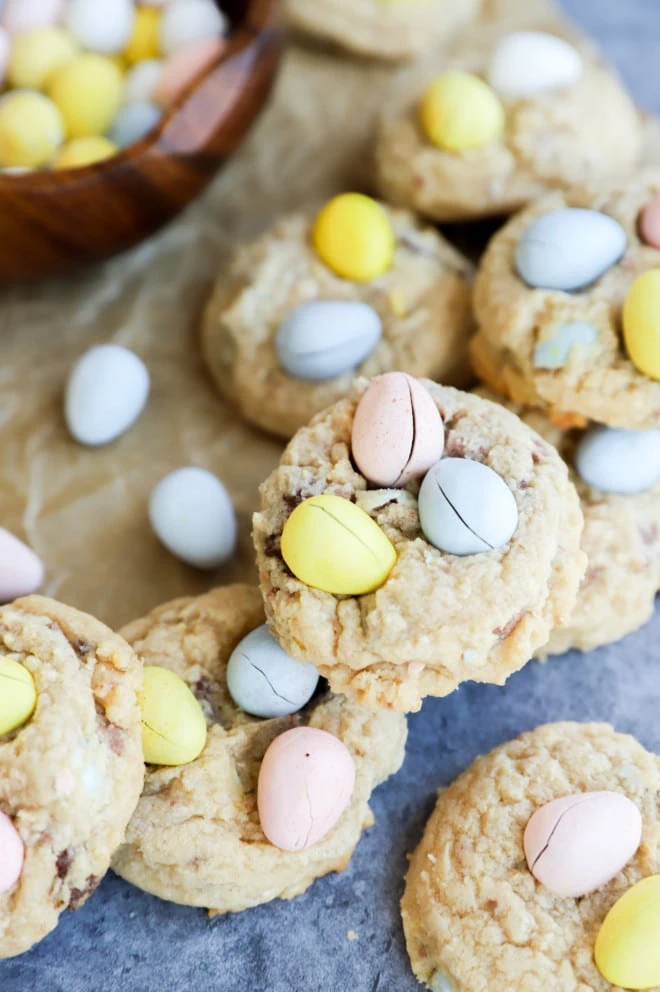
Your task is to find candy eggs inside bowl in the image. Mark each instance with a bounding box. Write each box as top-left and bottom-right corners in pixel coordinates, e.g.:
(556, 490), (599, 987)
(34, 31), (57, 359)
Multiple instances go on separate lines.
(0, 0), (282, 281)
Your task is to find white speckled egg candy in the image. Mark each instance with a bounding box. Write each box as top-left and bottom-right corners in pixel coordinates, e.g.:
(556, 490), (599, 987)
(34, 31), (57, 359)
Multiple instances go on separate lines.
(487, 31), (583, 100)
(0, 812), (24, 893)
(3, 0), (63, 35)
(575, 425), (660, 494)
(0, 529), (45, 603)
(258, 727), (355, 851)
(65, 344), (150, 447)
(149, 467), (237, 568)
(275, 300), (382, 381)
(66, 0), (135, 54)
(418, 458), (519, 555)
(159, 0), (227, 57)
(227, 625), (319, 718)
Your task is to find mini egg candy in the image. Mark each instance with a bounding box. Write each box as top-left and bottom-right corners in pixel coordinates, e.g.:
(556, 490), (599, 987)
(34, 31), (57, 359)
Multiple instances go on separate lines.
(154, 35), (225, 109)
(312, 193), (395, 283)
(524, 792), (642, 898)
(532, 321), (599, 369)
(123, 59), (163, 105)
(0, 90), (64, 168)
(515, 208), (627, 291)
(623, 269), (660, 380)
(65, 344), (150, 445)
(2, 0), (63, 35)
(0, 27), (10, 85)
(0, 813), (24, 894)
(8, 26), (78, 90)
(54, 135), (117, 168)
(419, 71), (505, 152)
(149, 467), (237, 569)
(639, 193), (660, 249)
(159, 0), (228, 57)
(486, 31), (583, 100)
(124, 6), (161, 65)
(575, 425), (660, 494)
(0, 529), (45, 602)
(227, 624), (319, 718)
(275, 300), (382, 381)
(48, 53), (123, 138)
(257, 727), (355, 852)
(109, 102), (162, 148)
(281, 494), (396, 596)
(595, 875), (660, 989)
(139, 665), (207, 766)
(418, 458), (518, 556)
(66, 0), (135, 55)
(352, 373), (444, 487)
(0, 659), (37, 735)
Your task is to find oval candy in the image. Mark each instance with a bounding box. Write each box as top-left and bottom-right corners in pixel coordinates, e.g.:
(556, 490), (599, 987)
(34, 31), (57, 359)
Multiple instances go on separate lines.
(312, 193), (395, 283)
(623, 269), (660, 380)
(257, 727), (355, 851)
(159, 0), (228, 57)
(280, 494), (396, 596)
(227, 624), (319, 719)
(595, 875), (660, 989)
(532, 321), (599, 369)
(0, 659), (37, 735)
(109, 102), (162, 148)
(418, 458), (518, 556)
(66, 0), (134, 54)
(65, 344), (150, 446)
(639, 193), (660, 249)
(524, 791), (642, 898)
(275, 300), (382, 381)
(419, 71), (505, 152)
(149, 467), (237, 569)
(515, 208), (627, 291)
(0, 812), (24, 894)
(575, 425), (660, 494)
(487, 31), (583, 100)
(352, 373), (445, 487)
(139, 665), (207, 766)
(0, 529), (45, 603)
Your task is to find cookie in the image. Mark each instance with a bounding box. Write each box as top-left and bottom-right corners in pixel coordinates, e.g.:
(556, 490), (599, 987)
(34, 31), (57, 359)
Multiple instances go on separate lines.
(253, 378), (586, 713)
(285, 0), (480, 61)
(111, 585), (407, 913)
(472, 171), (660, 429)
(0, 596), (143, 959)
(375, 32), (641, 221)
(402, 722), (660, 992)
(201, 205), (474, 440)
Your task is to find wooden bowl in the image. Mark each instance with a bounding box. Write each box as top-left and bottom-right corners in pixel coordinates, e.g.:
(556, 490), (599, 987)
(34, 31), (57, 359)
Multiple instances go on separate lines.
(0, 0), (283, 283)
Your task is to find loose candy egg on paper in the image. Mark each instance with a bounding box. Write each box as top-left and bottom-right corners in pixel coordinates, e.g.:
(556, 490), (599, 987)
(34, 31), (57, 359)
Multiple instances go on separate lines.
(352, 373), (444, 487)
(575, 425), (660, 494)
(280, 494), (396, 596)
(532, 321), (599, 369)
(312, 193), (395, 283)
(8, 26), (78, 90)
(65, 344), (150, 446)
(595, 875), (660, 989)
(0, 813), (24, 894)
(0, 659), (37, 735)
(623, 269), (660, 380)
(109, 102), (162, 147)
(123, 59), (163, 105)
(639, 193), (660, 249)
(155, 36), (225, 108)
(149, 467), (237, 569)
(258, 727), (355, 851)
(2, 0), (63, 35)
(524, 791), (642, 898)
(0, 90), (64, 168)
(49, 53), (123, 138)
(66, 0), (135, 55)
(275, 300), (382, 381)
(54, 135), (117, 168)
(159, 0), (228, 57)
(419, 71), (505, 152)
(0, 529), (45, 602)
(487, 31), (583, 100)
(418, 458), (519, 556)
(227, 624), (319, 718)
(139, 665), (207, 766)
(515, 208), (627, 291)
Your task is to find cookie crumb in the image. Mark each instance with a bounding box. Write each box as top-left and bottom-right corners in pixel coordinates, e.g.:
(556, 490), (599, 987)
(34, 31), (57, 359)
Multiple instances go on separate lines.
(346, 930), (359, 942)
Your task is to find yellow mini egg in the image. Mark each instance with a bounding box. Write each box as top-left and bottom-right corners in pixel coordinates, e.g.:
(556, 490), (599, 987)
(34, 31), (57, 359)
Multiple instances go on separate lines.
(623, 269), (660, 381)
(139, 665), (207, 766)
(8, 26), (78, 90)
(48, 53), (123, 138)
(0, 90), (64, 167)
(0, 659), (37, 735)
(312, 193), (395, 282)
(123, 7), (161, 65)
(419, 71), (505, 152)
(594, 875), (660, 989)
(54, 135), (117, 169)
(280, 494), (397, 596)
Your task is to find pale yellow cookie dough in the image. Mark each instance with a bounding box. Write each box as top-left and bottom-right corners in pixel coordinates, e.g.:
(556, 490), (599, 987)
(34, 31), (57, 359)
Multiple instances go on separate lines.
(112, 585), (407, 913)
(0, 597), (143, 960)
(201, 208), (474, 440)
(253, 379), (586, 713)
(402, 722), (660, 992)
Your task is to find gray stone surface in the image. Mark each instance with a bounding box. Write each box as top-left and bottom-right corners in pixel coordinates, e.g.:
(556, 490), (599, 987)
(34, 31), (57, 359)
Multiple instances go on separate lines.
(3, 2), (660, 989)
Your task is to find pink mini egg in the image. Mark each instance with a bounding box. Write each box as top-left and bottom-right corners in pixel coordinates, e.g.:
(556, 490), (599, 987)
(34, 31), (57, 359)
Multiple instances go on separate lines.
(639, 192), (660, 250)
(154, 35), (226, 109)
(2, 0), (63, 35)
(524, 791), (642, 898)
(0, 812), (24, 894)
(0, 528), (45, 603)
(351, 372), (444, 488)
(257, 727), (356, 852)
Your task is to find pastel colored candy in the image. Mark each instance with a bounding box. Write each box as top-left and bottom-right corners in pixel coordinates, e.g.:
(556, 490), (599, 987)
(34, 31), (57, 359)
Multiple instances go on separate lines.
(0, 659), (37, 735)
(257, 727), (355, 851)
(532, 320), (599, 369)
(66, 0), (135, 55)
(575, 425), (660, 494)
(419, 71), (505, 152)
(123, 6), (161, 65)
(123, 59), (163, 105)
(0, 27), (8, 85)
(418, 458), (518, 555)
(275, 300), (382, 381)
(65, 344), (150, 446)
(226, 624), (319, 718)
(8, 26), (78, 90)
(0, 529), (44, 602)
(139, 665), (207, 766)
(159, 0), (228, 57)
(280, 494), (396, 595)
(515, 208), (627, 291)
(623, 269), (660, 380)
(0, 90), (64, 168)
(48, 54), (124, 138)
(487, 31), (583, 99)
(154, 36), (225, 109)
(2, 0), (63, 35)
(312, 193), (395, 283)
(639, 193), (660, 249)
(0, 812), (24, 894)
(595, 875), (660, 989)
(109, 102), (162, 148)
(351, 373), (444, 487)
(524, 791), (642, 898)
(149, 467), (237, 569)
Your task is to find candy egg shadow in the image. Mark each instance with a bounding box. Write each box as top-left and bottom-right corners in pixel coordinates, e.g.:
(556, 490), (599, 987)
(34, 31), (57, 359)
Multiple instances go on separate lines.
(0, 0), (283, 282)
